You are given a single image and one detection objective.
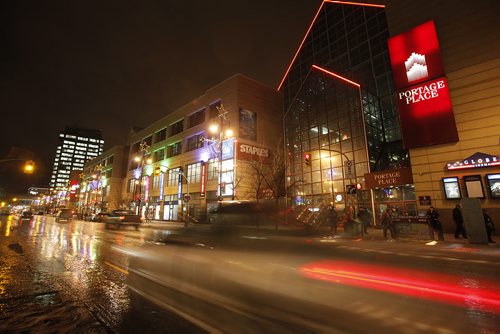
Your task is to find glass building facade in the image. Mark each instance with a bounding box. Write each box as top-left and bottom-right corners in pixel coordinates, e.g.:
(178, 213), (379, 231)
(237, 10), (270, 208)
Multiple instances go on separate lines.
(280, 1), (409, 208)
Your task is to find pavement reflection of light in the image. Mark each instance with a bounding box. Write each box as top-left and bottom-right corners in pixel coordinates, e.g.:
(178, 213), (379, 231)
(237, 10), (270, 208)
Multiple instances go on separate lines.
(4, 215), (12, 237)
(301, 260), (500, 314)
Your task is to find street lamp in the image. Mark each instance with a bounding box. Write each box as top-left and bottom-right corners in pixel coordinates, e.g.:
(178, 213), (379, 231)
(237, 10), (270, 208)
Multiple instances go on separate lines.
(208, 104), (232, 201)
(132, 141), (150, 217)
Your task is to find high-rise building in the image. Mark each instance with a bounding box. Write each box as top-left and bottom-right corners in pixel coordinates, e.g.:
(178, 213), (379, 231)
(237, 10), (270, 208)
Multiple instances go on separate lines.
(50, 127), (104, 190)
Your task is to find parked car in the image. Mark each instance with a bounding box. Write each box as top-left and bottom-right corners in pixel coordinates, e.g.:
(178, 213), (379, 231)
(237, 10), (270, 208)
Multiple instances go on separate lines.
(103, 210), (142, 230)
(55, 208), (73, 223)
(20, 211), (33, 220)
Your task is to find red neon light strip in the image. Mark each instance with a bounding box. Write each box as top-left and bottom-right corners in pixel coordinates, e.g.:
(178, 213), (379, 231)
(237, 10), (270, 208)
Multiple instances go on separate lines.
(300, 260), (500, 314)
(324, 0), (385, 8)
(277, 2), (325, 91)
(277, 0), (385, 91)
(312, 64), (360, 87)
(447, 162), (500, 170)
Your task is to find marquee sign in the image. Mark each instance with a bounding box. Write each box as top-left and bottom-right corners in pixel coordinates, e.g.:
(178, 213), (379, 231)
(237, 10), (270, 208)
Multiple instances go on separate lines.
(446, 152), (500, 170)
(388, 21), (458, 149)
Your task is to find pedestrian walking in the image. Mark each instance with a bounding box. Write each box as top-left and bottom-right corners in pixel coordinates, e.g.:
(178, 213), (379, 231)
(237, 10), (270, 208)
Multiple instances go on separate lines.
(380, 208), (396, 240)
(426, 206), (444, 241)
(328, 206), (338, 236)
(453, 204), (467, 239)
(482, 209), (496, 243)
(358, 207), (371, 234)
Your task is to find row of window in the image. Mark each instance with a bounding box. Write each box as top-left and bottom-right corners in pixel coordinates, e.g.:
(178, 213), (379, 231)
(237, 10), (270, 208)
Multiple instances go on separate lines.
(131, 101), (222, 154)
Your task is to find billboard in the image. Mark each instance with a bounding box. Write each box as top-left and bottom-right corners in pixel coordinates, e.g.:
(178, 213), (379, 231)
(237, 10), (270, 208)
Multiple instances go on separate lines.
(388, 21), (458, 149)
(442, 177), (461, 200)
(387, 21), (444, 90)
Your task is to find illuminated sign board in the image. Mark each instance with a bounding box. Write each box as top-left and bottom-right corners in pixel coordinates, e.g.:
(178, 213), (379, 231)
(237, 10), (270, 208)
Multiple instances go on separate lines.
(159, 173), (164, 200)
(222, 139), (235, 160)
(388, 21), (458, 149)
(442, 177), (461, 200)
(177, 168), (183, 200)
(446, 152), (500, 170)
(200, 162), (207, 196)
(463, 175), (485, 199)
(387, 21), (444, 90)
(486, 174), (500, 199)
(237, 142), (270, 162)
(364, 167), (413, 189)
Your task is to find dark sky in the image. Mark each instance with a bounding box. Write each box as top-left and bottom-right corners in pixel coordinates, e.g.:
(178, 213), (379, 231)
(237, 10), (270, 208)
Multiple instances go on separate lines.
(0, 0), (320, 194)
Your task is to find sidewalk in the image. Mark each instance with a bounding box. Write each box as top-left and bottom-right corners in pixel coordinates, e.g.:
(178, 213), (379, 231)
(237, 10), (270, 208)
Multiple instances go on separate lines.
(141, 220), (499, 252)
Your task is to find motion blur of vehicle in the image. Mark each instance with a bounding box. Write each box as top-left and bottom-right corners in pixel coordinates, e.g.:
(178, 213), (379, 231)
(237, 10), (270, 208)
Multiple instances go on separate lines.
(55, 208), (73, 223)
(19, 211), (33, 220)
(126, 226), (500, 333)
(103, 209), (141, 230)
(207, 200), (278, 228)
(84, 212), (109, 222)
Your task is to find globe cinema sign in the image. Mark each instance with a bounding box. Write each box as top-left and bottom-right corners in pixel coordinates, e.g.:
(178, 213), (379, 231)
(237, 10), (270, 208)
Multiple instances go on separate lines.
(446, 152), (500, 170)
(388, 20), (458, 149)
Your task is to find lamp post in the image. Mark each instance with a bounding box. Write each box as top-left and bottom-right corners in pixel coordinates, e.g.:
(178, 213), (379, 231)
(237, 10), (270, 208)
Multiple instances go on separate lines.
(133, 142), (151, 217)
(208, 104), (233, 201)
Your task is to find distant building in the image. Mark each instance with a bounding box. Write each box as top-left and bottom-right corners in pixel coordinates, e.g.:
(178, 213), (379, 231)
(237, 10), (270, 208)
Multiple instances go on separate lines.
(50, 127), (104, 190)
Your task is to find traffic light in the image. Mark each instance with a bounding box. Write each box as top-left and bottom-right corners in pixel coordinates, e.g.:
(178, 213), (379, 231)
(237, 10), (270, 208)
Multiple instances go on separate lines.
(304, 153), (311, 166)
(23, 160), (35, 174)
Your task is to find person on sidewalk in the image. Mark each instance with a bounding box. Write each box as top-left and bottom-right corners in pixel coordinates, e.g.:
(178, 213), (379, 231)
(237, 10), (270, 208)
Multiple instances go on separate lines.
(453, 204), (467, 239)
(482, 209), (496, 243)
(328, 206), (338, 237)
(380, 208), (396, 240)
(426, 206), (444, 241)
(358, 206), (371, 234)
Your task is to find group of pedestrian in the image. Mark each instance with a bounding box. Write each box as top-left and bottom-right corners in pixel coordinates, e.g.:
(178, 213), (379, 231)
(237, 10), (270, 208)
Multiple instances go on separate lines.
(326, 203), (495, 243)
(430, 204), (495, 243)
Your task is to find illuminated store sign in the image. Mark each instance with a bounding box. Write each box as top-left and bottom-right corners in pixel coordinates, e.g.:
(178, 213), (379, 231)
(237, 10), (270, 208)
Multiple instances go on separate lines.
(446, 152), (500, 170)
(388, 21), (444, 90)
(442, 177), (461, 200)
(237, 142), (270, 162)
(200, 162), (207, 196)
(222, 139), (235, 160)
(388, 21), (458, 149)
(364, 168), (413, 189)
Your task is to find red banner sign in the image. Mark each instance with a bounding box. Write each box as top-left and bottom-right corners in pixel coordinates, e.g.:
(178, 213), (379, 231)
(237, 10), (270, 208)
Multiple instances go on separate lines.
(388, 20), (444, 90)
(396, 77), (458, 148)
(388, 21), (458, 149)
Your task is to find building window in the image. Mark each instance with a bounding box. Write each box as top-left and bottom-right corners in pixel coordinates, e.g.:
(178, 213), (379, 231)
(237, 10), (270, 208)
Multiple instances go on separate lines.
(152, 174), (162, 189)
(143, 135), (153, 147)
(188, 109), (206, 128)
(207, 158), (219, 180)
(209, 100), (222, 120)
(154, 148), (165, 162)
(154, 128), (167, 143)
(169, 119), (184, 136)
(186, 133), (205, 152)
(168, 142), (182, 157)
(186, 162), (202, 184)
(127, 179), (135, 193)
(167, 167), (180, 186)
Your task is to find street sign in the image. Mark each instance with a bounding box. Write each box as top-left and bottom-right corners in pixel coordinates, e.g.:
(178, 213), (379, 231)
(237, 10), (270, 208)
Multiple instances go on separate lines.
(344, 160), (354, 179)
(184, 194), (191, 202)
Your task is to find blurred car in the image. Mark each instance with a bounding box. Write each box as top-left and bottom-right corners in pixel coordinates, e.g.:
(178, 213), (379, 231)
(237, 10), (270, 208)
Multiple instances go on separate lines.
(20, 211), (33, 220)
(103, 209), (142, 230)
(85, 212), (109, 222)
(207, 201), (275, 228)
(55, 208), (73, 223)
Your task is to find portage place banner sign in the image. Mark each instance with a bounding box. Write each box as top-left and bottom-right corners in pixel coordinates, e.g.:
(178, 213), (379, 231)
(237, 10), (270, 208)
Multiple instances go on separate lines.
(388, 21), (458, 149)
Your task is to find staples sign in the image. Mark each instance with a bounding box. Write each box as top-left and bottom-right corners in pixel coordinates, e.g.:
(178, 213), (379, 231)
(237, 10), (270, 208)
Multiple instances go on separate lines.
(388, 21), (458, 149)
(237, 143), (270, 162)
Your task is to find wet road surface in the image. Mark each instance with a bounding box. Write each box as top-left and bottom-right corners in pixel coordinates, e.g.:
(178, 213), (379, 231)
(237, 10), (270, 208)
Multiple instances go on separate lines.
(1, 214), (499, 333)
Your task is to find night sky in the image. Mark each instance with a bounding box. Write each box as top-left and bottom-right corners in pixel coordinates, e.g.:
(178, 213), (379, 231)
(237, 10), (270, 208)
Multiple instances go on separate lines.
(0, 0), (319, 194)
